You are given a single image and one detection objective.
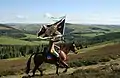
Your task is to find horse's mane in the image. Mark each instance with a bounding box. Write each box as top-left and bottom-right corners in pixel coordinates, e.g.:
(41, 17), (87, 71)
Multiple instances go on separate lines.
(56, 42), (72, 48)
(43, 42), (73, 50)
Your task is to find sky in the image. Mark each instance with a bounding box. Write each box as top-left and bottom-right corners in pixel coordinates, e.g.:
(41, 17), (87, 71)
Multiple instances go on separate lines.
(0, 0), (120, 24)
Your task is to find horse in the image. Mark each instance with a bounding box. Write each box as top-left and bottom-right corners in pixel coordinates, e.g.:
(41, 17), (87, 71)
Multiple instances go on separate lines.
(25, 42), (78, 77)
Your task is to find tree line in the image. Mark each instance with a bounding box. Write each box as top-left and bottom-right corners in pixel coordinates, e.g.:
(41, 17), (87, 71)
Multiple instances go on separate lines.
(0, 44), (46, 59)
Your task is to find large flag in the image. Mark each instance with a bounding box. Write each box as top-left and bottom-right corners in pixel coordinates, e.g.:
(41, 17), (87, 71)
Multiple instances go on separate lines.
(37, 16), (66, 40)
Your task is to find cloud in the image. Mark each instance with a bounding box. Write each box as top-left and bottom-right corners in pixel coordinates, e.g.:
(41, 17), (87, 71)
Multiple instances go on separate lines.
(1, 13), (120, 24)
(16, 15), (26, 19)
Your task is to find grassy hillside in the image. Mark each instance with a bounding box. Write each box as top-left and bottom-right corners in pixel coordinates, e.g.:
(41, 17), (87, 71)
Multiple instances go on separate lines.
(0, 24), (26, 38)
(0, 36), (48, 45)
(0, 43), (120, 77)
(1, 23), (120, 45)
(0, 24), (49, 45)
(8, 23), (120, 36)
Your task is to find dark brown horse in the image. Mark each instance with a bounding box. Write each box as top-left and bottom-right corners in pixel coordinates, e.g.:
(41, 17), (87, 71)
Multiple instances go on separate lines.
(25, 42), (78, 77)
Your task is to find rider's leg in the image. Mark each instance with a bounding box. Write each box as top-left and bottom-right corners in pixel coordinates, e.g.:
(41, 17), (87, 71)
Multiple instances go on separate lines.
(51, 49), (59, 58)
(59, 51), (69, 68)
(59, 50), (66, 61)
(52, 50), (69, 68)
(51, 49), (61, 65)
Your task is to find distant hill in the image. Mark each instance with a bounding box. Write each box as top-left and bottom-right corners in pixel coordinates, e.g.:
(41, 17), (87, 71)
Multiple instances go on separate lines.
(0, 24), (26, 38)
(0, 24), (16, 30)
(2, 23), (120, 43)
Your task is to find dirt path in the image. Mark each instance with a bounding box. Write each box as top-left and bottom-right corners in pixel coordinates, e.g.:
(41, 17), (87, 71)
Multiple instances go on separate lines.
(0, 67), (79, 78)
(1, 58), (120, 78)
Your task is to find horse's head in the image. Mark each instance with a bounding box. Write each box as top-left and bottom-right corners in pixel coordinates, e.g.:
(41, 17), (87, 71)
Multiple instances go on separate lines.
(70, 41), (78, 54)
(37, 25), (46, 37)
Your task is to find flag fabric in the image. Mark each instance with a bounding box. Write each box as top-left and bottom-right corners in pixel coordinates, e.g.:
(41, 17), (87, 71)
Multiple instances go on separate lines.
(52, 17), (65, 35)
(37, 16), (66, 40)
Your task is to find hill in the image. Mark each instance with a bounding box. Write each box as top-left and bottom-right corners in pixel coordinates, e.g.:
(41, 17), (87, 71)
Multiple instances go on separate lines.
(0, 24), (48, 45)
(7, 23), (120, 35)
(0, 24), (26, 38)
(0, 43), (120, 78)
(0, 24), (16, 30)
(1, 23), (120, 45)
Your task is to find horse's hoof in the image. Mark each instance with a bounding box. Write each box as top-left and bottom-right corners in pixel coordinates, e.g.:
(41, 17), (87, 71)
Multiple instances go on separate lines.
(40, 74), (43, 76)
(31, 75), (35, 77)
(22, 76), (28, 78)
(56, 72), (59, 76)
(57, 73), (59, 76)
(22, 74), (31, 78)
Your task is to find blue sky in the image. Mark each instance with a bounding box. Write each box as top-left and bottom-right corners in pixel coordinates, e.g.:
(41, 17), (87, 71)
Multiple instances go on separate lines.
(0, 0), (120, 24)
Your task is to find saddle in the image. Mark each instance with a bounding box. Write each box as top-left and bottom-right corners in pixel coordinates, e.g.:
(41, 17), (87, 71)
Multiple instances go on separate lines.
(43, 47), (66, 61)
(43, 47), (58, 60)
(46, 52), (56, 60)
(43, 47), (67, 68)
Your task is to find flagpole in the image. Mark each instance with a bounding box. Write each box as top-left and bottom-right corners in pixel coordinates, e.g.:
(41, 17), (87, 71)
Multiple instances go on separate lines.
(63, 15), (66, 35)
(62, 15), (66, 42)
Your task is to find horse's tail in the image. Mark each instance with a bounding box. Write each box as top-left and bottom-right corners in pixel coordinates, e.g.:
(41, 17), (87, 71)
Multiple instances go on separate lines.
(25, 53), (35, 74)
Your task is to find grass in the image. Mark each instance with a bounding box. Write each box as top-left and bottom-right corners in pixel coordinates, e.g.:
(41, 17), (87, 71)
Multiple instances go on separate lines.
(1, 24), (120, 46)
(67, 67), (120, 78)
(0, 26), (11, 30)
(81, 33), (103, 37)
(33, 65), (120, 78)
(0, 36), (48, 45)
(22, 34), (37, 39)
(68, 43), (120, 67)
(0, 57), (26, 76)
(0, 43), (120, 77)
(11, 23), (120, 37)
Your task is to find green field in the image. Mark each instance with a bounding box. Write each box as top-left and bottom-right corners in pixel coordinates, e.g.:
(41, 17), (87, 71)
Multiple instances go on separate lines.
(0, 36), (48, 45)
(1, 23), (120, 45)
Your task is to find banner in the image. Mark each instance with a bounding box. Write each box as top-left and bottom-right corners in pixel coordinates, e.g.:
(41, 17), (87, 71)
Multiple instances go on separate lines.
(37, 16), (66, 40)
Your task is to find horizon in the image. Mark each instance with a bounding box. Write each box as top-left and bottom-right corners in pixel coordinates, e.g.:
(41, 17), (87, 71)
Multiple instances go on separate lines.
(2, 22), (120, 26)
(0, 0), (120, 25)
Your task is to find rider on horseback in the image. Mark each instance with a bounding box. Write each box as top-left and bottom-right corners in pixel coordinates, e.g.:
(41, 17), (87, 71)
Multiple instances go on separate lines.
(48, 31), (63, 59)
(48, 37), (69, 68)
(47, 20), (64, 60)
(37, 17), (65, 62)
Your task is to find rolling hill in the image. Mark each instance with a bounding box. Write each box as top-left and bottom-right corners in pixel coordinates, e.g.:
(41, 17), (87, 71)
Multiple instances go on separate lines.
(1, 23), (120, 45)
(0, 24), (26, 38)
(0, 24), (48, 45)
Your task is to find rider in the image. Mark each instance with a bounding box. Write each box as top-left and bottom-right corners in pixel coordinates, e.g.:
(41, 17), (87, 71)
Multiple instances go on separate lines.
(48, 36), (61, 60)
(48, 37), (69, 68)
(38, 18), (64, 60)
(49, 40), (60, 58)
(48, 18), (64, 59)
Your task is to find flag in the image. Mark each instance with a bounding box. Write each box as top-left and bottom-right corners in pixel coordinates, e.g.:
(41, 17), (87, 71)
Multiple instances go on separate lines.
(37, 16), (66, 40)
(53, 17), (65, 35)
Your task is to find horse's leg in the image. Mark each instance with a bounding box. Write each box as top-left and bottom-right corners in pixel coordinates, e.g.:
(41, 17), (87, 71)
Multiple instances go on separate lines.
(32, 64), (39, 77)
(38, 66), (44, 76)
(60, 61), (69, 73)
(63, 66), (68, 73)
(56, 63), (59, 75)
